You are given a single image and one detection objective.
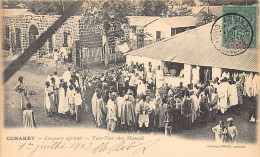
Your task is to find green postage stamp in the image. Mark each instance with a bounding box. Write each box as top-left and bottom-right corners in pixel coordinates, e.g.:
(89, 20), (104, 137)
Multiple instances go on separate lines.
(222, 6), (257, 49)
(211, 6), (258, 56)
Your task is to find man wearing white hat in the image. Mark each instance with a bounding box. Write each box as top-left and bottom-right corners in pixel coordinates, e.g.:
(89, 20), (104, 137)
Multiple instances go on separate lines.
(226, 118), (238, 143)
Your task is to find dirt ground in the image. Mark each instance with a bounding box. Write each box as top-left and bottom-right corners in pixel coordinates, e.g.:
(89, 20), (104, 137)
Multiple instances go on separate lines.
(3, 54), (257, 143)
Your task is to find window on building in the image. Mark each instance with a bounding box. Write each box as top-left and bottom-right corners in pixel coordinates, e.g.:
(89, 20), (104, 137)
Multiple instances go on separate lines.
(164, 61), (184, 77)
(171, 28), (176, 36)
(63, 32), (68, 47)
(5, 26), (9, 39)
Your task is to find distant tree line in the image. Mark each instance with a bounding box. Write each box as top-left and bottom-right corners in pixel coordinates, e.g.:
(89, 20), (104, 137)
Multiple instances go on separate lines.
(199, 0), (257, 6)
(2, 0), (257, 16)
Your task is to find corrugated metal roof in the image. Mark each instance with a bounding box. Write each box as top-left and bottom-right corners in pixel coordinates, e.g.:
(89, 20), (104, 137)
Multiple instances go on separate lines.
(2, 9), (35, 17)
(159, 16), (197, 28)
(127, 16), (160, 27)
(128, 16), (197, 28)
(126, 23), (258, 72)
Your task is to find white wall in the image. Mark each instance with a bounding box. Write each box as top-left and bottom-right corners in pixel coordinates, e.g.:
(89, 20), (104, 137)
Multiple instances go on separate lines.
(212, 67), (222, 80)
(144, 20), (171, 41)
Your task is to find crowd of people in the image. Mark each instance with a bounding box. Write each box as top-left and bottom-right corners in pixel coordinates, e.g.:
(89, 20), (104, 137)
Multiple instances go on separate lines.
(16, 61), (258, 143)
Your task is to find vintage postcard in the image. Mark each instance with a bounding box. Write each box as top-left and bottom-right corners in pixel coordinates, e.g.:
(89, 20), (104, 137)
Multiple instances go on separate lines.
(1, 0), (259, 157)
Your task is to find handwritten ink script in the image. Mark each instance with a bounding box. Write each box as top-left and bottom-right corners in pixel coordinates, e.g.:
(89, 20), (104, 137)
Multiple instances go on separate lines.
(15, 135), (160, 157)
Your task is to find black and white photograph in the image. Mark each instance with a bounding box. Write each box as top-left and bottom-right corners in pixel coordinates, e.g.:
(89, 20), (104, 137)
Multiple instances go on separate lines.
(1, 0), (259, 156)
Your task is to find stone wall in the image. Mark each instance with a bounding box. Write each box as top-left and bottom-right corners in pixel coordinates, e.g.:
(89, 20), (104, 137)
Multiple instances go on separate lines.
(2, 14), (81, 55)
(2, 12), (124, 67)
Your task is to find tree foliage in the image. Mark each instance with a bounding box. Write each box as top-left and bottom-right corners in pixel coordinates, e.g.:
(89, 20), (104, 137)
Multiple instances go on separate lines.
(82, 1), (130, 37)
(196, 10), (217, 26)
(140, 0), (167, 16)
(2, 0), (73, 15)
(199, 0), (257, 6)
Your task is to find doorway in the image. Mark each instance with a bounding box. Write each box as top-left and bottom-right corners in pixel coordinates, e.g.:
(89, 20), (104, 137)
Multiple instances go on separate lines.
(75, 40), (81, 67)
(29, 25), (39, 45)
(156, 31), (161, 42)
(199, 66), (212, 83)
(15, 28), (21, 49)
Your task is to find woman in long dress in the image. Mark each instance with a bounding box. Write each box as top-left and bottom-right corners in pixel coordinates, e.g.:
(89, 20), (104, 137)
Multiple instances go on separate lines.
(228, 81), (238, 107)
(121, 90), (136, 132)
(14, 76), (29, 109)
(44, 81), (57, 116)
(92, 91), (105, 127)
(58, 82), (69, 114)
(137, 79), (147, 97)
(218, 79), (229, 114)
(92, 88), (99, 119)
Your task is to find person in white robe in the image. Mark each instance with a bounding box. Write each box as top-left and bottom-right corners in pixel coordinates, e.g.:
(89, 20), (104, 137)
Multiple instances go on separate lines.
(190, 91), (199, 122)
(62, 67), (72, 84)
(212, 120), (225, 143)
(226, 118), (238, 143)
(91, 89), (98, 118)
(44, 81), (57, 116)
(60, 46), (68, 62)
(58, 83), (69, 114)
(252, 73), (259, 97)
(137, 79), (147, 97)
(243, 73), (249, 96)
(229, 82), (238, 107)
(92, 92), (105, 127)
(53, 49), (59, 69)
(52, 71), (60, 87)
(192, 66), (200, 84)
(106, 93), (118, 132)
(116, 95), (124, 129)
(218, 79), (229, 114)
(156, 66), (164, 89)
(245, 73), (253, 97)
